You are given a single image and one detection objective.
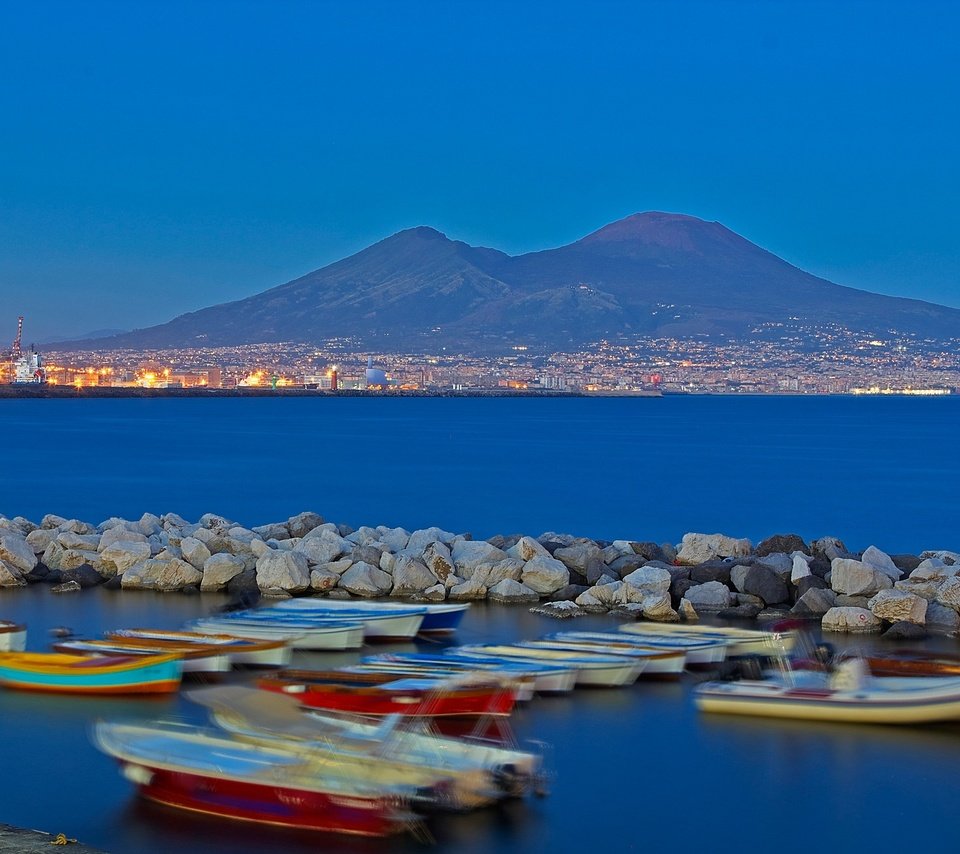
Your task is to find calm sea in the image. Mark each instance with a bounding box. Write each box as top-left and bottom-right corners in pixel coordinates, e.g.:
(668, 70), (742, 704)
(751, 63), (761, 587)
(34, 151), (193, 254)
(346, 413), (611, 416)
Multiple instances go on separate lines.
(0, 396), (958, 854)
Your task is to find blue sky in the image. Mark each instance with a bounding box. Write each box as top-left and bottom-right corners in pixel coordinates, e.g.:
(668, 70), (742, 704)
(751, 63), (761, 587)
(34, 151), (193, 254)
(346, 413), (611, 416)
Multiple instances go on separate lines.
(1, 0), (957, 341)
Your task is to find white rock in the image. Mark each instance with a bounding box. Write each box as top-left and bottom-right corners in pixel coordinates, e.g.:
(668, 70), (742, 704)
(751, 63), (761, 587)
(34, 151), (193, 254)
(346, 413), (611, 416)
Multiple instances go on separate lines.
(860, 545), (903, 580)
(867, 589), (927, 624)
(255, 550), (311, 594)
(925, 601), (960, 632)
(935, 577), (960, 613)
(25, 529), (57, 555)
(422, 542), (455, 582)
(56, 532), (100, 551)
(287, 511), (325, 539)
(830, 558), (894, 596)
(574, 588), (607, 611)
(419, 583), (447, 602)
(41, 514), (69, 529)
(252, 522), (290, 541)
(791, 553), (813, 583)
(60, 549), (98, 570)
(390, 557), (439, 596)
(487, 579), (539, 603)
(98, 527), (149, 552)
(641, 592), (679, 622)
(180, 537), (212, 571)
(506, 536), (550, 562)
(0, 560), (26, 587)
(96, 541), (152, 577)
(893, 578), (941, 602)
(339, 561), (392, 597)
(315, 558), (353, 576)
(250, 539), (272, 559)
(377, 527), (410, 553)
(911, 558), (957, 581)
(294, 534), (348, 566)
(404, 527), (458, 555)
(520, 555), (569, 595)
(812, 536), (847, 561)
(683, 581), (732, 610)
(379, 551), (396, 574)
(0, 534), (38, 574)
(309, 568), (340, 592)
(920, 550), (960, 564)
(678, 598), (699, 621)
(821, 606), (882, 633)
(480, 559), (524, 586)
(200, 553), (246, 591)
(676, 533), (752, 565)
(758, 553), (793, 580)
(621, 565), (671, 596)
(452, 541), (508, 579)
(138, 513), (163, 537)
(122, 558), (201, 591)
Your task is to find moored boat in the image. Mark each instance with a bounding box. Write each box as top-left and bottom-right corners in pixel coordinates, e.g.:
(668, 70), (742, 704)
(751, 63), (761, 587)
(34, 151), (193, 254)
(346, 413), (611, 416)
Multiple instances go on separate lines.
(52, 638), (232, 676)
(258, 669), (519, 717)
(92, 720), (417, 835)
(520, 638), (686, 678)
(0, 652), (182, 694)
(865, 650), (960, 678)
(551, 630), (728, 666)
(106, 629), (291, 668)
(269, 599), (468, 635)
(454, 644), (644, 687)
(619, 622), (796, 656)
(187, 616), (363, 650)
(0, 620), (26, 652)
(255, 602), (426, 641)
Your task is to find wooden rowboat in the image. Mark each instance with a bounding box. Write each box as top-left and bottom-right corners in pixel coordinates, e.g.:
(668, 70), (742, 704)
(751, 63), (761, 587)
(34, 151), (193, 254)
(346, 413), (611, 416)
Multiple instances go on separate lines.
(105, 629), (292, 668)
(865, 650), (960, 678)
(52, 639), (232, 676)
(0, 652), (182, 694)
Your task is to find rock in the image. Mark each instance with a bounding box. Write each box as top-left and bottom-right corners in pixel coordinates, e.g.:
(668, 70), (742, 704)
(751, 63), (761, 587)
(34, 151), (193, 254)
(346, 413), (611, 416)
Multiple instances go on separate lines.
(911, 558), (957, 581)
(795, 575), (828, 596)
(56, 532), (100, 551)
(293, 534), (349, 566)
(811, 536), (848, 561)
(934, 577), (960, 613)
(201, 553), (247, 592)
(414, 583), (447, 602)
(821, 606), (882, 633)
(553, 542), (603, 576)
(345, 526), (379, 546)
(309, 569), (340, 592)
(404, 527), (457, 554)
(59, 549), (100, 571)
(96, 541), (153, 577)
(488, 579), (540, 604)
(180, 537), (212, 571)
(520, 555), (569, 595)
(0, 561), (26, 587)
(422, 542), (455, 582)
(622, 565), (672, 596)
(252, 522), (291, 541)
(451, 541), (508, 579)
(631, 542), (670, 563)
(791, 553), (813, 583)
(756, 552), (793, 580)
(51, 580), (82, 593)
(835, 594), (871, 608)
(0, 534), (38, 574)
(316, 558), (353, 576)
(255, 551), (311, 594)
(756, 534), (808, 556)
(376, 526), (410, 553)
(729, 564), (788, 605)
(25, 529), (57, 554)
(287, 511), (325, 539)
(59, 563), (104, 588)
(641, 592), (679, 622)
(390, 557), (439, 596)
(530, 601), (586, 619)
(676, 533), (752, 565)
(883, 621), (928, 640)
(339, 561), (393, 597)
(226, 568), (260, 598)
(925, 602), (960, 632)
(893, 577), (941, 602)
(683, 581), (732, 611)
(448, 575), (488, 601)
(41, 514), (69, 529)
(573, 588), (607, 612)
(136, 513), (162, 537)
(689, 562), (732, 586)
(678, 598), (699, 621)
(547, 583), (589, 602)
(481, 559), (525, 586)
(122, 558), (202, 591)
(99, 527), (149, 552)
(606, 555), (647, 578)
(379, 552), (396, 574)
(830, 558), (894, 597)
(790, 588), (837, 616)
(250, 539), (272, 559)
(891, 554), (922, 573)
(671, 577), (696, 603)
(505, 535), (549, 562)
(860, 545), (903, 580)
(921, 549), (960, 565)
(718, 603), (763, 620)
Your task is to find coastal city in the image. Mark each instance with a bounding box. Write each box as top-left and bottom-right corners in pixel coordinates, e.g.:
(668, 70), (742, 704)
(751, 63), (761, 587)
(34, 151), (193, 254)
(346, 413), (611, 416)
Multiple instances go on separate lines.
(4, 320), (958, 395)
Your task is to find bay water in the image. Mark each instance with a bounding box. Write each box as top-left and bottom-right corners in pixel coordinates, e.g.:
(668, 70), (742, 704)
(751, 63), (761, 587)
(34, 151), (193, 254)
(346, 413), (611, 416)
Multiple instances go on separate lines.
(0, 396), (958, 853)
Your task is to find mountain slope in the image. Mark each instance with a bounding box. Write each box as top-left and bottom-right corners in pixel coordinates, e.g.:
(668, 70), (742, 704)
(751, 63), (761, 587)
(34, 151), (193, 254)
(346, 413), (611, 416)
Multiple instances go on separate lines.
(76, 213), (960, 352)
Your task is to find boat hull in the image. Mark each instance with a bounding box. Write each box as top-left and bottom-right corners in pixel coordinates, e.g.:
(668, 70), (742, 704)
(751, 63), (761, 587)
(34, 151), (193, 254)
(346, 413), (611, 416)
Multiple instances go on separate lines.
(0, 621), (26, 652)
(190, 619), (364, 650)
(0, 653), (182, 694)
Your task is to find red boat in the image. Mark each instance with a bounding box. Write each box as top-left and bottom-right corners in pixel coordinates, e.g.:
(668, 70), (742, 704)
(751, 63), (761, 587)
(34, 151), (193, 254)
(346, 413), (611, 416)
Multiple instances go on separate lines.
(866, 650), (960, 678)
(257, 669), (518, 718)
(93, 721), (416, 837)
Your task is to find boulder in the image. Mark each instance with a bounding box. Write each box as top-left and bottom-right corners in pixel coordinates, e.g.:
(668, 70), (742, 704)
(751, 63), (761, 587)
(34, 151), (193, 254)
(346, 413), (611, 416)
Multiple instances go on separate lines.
(893, 577), (941, 602)
(790, 588), (837, 617)
(606, 555), (647, 578)
(339, 561), (392, 597)
(390, 557), (439, 597)
(520, 555), (569, 595)
(480, 559), (525, 586)
(795, 575), (828, 596)
(678, 598), (699, 621)
(835, 594), (871, 609)
(910, 558), (956, 582)
(56, 532), (100, 551)
(791, 553), (813, 583)
(448, 575), (488, 601)
(860, 545), (903, 580)
(487, 579), (540, 604)
(821, 607), (882, 634)
(505, 535), (550, 562)
(287, 511), (325, 539)
(811, 536), (848, 561)
(547, 583), (589, 602)
(414, 584), (447, 602)
(631, 542), (670, 563)
(51, 580), (82, 594)
(25, 529), (57, 554)
(309, 569), (340, 592)
(255, 550), (311, 594)
(0, 561), (26, 587)
(830, 558), (893, 597)
(379, 552), (396, 574)
(530, 601), (585, 619)
(883, 621), (928, 640)
(404, 527), (457, 555)
(755, 552), (793, 580)
(573, 588), (607, 612)
(98, 527), (149, 552)
(553, 542), (604, 577)
(925, 601), (960, 632)
(890, 554), (922, 573)
(718, 603), (763, 620)
(676, 533), (751, 565)
(316, 558), (353, 576)
(0, 534), (38, 574)
(689, 562), (732, 586)
(96, 541), (152, 577)
(621, 565), (672, 596)
(451, 541), (508, 579)
(41, 514), (69, 529)
(200, 553), (246, 592)
(376, 527), (410, 553)
(729, 564), (788, 605)
(641, 592), (679, 622)
(422, 542), (455, 582)
(293, 534), (349, 566)
(122, 558), (202, 591)
(251, 522), (290, 541)
(934, 577), (960, 613)
(180, 537), (212, 571)
(60, 550), (99, 571)
(683, 581), (732, 611)
(756, 533), (808, 556)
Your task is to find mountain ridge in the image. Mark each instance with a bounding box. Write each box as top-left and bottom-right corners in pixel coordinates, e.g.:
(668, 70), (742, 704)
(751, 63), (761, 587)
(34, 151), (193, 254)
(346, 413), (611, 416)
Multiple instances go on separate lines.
(65, 212), (960, 352)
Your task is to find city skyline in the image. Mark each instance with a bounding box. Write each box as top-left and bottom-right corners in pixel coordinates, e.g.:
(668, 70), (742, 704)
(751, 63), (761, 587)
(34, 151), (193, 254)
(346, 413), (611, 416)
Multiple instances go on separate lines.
(1, 0), (959, 341)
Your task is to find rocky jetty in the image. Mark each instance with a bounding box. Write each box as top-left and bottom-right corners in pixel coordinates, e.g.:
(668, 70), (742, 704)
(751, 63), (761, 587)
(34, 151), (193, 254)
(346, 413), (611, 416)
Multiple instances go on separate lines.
(0, 513), (957, 636)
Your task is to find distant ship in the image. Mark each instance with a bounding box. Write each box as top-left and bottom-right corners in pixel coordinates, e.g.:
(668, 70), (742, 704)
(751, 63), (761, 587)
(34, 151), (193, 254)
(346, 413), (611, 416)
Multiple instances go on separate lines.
(8, 316), (46, 384)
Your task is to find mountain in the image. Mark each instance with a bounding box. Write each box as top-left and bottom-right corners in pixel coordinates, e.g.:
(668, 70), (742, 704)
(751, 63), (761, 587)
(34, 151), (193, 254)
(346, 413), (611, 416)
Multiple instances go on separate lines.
(72, 213), (960, 352)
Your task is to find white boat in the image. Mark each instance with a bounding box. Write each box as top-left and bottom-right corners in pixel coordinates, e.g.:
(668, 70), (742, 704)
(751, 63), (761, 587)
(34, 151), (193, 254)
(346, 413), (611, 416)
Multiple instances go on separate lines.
(273, 599), (468, 634)
(347, 660), (537, 703)
(190, 685), (545, 808)
(188, 617), (363, 650)
(106, 629), (292, 668)
(454, 644), (644, 687)
(553, 630), (728, 666)
(619, 622), (796, 657)
(252, 604), (425, 641)
(520, 638), (686, 678)
(0, 620), (26, 652)
(695, 660), (960, 724)
(51, 638), (232, 676)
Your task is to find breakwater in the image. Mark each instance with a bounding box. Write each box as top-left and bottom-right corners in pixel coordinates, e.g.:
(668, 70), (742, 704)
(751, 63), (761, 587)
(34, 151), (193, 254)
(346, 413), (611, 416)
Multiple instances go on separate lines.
(1, 511), (956, 639)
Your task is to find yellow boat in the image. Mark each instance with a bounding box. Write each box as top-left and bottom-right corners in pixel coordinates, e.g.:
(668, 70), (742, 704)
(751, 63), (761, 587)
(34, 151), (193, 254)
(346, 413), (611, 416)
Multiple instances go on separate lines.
(0, 651), (183, 695)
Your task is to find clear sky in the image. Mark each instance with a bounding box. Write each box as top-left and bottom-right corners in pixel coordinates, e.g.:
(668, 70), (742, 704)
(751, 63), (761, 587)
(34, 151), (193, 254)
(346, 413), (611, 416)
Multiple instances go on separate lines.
(1, 0), (957, 341)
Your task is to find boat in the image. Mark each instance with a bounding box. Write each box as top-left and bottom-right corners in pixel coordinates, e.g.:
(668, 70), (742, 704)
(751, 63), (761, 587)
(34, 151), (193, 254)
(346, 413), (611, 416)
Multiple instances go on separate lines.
(0, 652), (182, 694)
(271, 599), (469, 635)
(454, 644), (644, 687)
(92, 720), (418, 835)
(51, 639), (232, 677)
(190, 685), (545, 809)
(187, 616), (363, 650)
(348, 660), (538, 703)
(0, 620), (26, 652)
(105, 629), (291, 668)
(519, 638), (686, 678)
(865, 650), (960, 678)
(255, 602), (426, 641)
(550, 630), (728, 666)
(694, 659), (960, 724)
(257, 669), (519, 718)
(619, 622), (797, 656)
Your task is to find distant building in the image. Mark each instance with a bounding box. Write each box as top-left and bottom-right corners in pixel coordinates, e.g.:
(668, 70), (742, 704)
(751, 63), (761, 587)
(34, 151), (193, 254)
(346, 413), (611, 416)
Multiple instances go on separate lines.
(365, 356), (387, 388)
